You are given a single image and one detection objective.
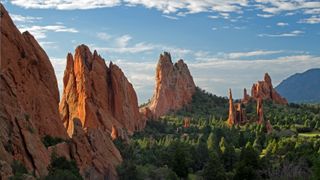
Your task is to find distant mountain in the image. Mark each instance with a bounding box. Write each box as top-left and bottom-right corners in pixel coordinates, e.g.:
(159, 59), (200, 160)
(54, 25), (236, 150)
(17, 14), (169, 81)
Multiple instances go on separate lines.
(276, 68), (320, 103)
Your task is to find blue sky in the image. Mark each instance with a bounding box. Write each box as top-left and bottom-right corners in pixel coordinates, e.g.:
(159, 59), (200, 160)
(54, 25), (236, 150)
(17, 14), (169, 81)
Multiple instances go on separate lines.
(2, 0), (320, 103)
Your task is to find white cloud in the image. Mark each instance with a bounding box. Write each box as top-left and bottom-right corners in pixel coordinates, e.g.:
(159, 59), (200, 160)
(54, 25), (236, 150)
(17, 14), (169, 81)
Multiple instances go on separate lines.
(162, 15), (179, 20)
(97, 32), (112, 41)
(277, 22), (289, 26)
(256, 0), (320, 15)
(258, 30), (304, 37)
(257, 13), (274, 18)
(298, 15), (320, 24)
(208, 15), (219, 19)
(227, 50), (283, 59)
(18, 25), (78, 39)
(304, 8), (320, 15)
(115, 34), (132, 47)
(95, 42), (155, 53)
(39, 41), (58, 49)
(11, 0), (248, 14)
(11, 0), (121, 10)
(11, 14), (42, 23)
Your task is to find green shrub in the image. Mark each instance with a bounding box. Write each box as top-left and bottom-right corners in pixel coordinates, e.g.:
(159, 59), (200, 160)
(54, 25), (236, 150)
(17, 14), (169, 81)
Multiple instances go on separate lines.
(10, 160), (28, 180)
(46, 156), (82, 180)
(42, 135), (64, 148)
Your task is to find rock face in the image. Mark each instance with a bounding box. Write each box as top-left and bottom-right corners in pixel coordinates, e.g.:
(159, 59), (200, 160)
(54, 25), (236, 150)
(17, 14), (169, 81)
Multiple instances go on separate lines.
(0, 4), (68, 178)
(251, 73), (288, 105)
(59, 45), (144, 136)
(70, 119), (122, 179)
(142, 52), (196, 119)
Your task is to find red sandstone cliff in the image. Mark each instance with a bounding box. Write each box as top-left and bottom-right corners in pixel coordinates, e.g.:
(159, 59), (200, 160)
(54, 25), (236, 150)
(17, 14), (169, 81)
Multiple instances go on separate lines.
(59, 45), (144, 136)
(0, 4), (68, 177)
(141, 52), (196, 119)
(251, 73), (288, 105)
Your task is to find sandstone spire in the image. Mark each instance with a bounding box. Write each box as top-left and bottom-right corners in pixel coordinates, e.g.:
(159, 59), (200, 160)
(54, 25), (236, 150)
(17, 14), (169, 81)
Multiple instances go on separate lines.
(227, 89), (236, 126)
(243, 88), (250, 102)
(142, 52), (196, 119)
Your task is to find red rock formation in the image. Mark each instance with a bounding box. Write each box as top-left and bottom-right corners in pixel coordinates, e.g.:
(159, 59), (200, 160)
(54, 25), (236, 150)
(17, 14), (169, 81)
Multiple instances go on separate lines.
(59, 45), (146, 178)
(140, 106), (154, 121)
(228, 89), (247, 126)
(70, 118), (122, 179)
(0, 4), (68, 177)
(59, 45), (144, 136)
(143, 52), (196, 119)
(111, 125), (119, 140)
(242, 88), (250, 103)
(257, 98), (264, 124)
(266, 120), (273, 133)
(235, 103), (247, 124)
(251, 73), (288, 105)
(227, 89), (236, 126)
(183, 117), (191, 128)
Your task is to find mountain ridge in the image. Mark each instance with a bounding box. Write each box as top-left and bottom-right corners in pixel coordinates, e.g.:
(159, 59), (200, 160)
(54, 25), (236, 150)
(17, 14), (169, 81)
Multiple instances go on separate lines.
(276, 68), (320, 103)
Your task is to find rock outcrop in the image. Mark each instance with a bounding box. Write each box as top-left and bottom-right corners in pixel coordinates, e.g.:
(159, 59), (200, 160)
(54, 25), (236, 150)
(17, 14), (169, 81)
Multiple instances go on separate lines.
(227, 89), (236, 126)
(59, 45), (144, 136)
(257, 98), (264, 124)
(251, 73), (288, 105)
(0, 4), (68, 178)
(142, 52), (196, 119)
(183, 117), (191, 128)
(227, 89), (247, 126)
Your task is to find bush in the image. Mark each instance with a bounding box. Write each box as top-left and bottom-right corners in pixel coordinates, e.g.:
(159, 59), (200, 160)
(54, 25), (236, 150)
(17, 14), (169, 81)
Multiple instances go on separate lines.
(42, 135), (65, 148)
(10, 160), (28, 180)
(296, 127), (313, 133)
(46, 156), (82, 180)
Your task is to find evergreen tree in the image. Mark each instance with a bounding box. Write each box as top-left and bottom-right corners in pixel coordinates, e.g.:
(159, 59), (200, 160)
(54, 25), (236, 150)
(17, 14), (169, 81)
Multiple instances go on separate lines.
(207, 132), (216, 151)
(171, 142), (189, 178)
(203, 152), (226, 180)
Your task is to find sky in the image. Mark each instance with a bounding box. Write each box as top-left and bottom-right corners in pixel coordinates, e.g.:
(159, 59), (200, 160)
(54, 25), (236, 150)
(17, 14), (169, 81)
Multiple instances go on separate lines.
(2, 0), (320, 103)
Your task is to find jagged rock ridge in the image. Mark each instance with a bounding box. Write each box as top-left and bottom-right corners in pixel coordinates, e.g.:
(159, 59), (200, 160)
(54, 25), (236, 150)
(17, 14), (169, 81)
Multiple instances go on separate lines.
(141, 52), (196, 119)
(249, 73), (288, 105)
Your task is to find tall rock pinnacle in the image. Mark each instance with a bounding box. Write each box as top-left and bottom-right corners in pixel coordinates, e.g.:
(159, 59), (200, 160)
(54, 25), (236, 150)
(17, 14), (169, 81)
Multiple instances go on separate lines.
(142, 52), (196, 119)
(227, 89), (236, 126)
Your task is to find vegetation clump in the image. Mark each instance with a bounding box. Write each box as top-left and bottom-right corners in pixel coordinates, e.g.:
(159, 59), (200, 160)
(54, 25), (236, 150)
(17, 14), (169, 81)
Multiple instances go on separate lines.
(42, 135), (65, 148)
